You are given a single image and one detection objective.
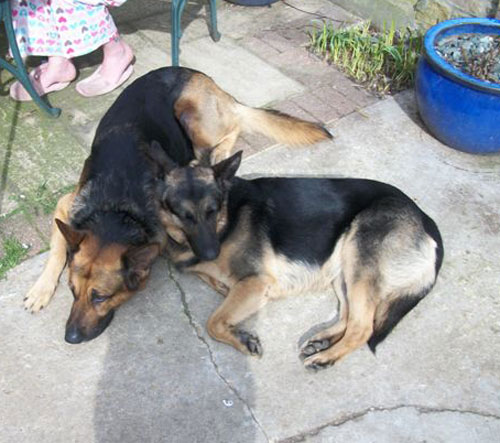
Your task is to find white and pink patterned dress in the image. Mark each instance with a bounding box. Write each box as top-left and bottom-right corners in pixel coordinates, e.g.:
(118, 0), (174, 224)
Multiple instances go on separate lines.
(10, 0), (127, 58)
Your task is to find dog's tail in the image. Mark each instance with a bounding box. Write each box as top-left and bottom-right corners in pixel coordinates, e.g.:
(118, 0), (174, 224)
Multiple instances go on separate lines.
(367, 212), (444, 353)
(367, 289), (431, 353)
(235, 104), (332, 146)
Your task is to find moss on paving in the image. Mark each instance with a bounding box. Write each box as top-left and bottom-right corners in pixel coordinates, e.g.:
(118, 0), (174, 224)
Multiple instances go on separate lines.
(0, 237), (28, 280)
(0, 71), (88, 217)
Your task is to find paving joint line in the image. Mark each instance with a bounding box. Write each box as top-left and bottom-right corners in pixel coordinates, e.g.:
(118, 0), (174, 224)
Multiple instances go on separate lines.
(168, 263), (271, 443)
(277, 404), (500, 442)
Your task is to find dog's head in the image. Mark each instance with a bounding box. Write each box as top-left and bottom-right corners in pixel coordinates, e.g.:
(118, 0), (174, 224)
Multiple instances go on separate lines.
(56, 219), (159, 344)
(148, 142), (242, 261)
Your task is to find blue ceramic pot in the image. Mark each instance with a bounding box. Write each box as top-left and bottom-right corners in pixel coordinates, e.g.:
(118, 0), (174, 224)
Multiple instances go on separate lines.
(415, 18), (500, 154)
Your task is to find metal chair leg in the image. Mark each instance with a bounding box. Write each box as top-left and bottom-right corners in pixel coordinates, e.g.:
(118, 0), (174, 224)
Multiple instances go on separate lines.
(0, 0), (61, 117)
(209, 0), (221, 42)
(171, 0), (187, 66)
(170, 0), (221, 66)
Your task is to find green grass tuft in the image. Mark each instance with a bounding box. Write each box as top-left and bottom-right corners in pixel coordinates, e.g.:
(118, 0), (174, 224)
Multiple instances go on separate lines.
(0, 238), (29, 280)
(310, 21), (423, 94)
(10, 182), (76, 219)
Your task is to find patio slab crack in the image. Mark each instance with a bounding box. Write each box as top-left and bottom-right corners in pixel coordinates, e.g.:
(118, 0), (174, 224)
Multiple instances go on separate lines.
(278, 405), (500, 442)
(168, 263), (270, 443)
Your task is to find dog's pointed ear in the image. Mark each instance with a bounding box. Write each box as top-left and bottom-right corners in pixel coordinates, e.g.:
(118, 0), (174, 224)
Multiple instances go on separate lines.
(55, 219), (85, 251)
(154, 178), (168, 205)
(212, 151), (242, 189)
(123, 243), (160, 291)
(146, 140), (177, 175)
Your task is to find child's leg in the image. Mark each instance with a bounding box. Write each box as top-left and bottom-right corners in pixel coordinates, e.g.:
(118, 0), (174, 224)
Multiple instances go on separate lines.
(75, 34), (134, 97)
(75, 1), (134, 97)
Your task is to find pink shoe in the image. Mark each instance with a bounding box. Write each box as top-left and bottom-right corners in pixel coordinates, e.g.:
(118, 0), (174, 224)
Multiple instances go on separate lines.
(9, 65), (71, 102)
(75, 63), (134, 97)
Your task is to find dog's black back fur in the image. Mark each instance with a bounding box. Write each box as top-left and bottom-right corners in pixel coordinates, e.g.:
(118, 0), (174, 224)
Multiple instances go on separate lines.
(71, 68), (199, 242)
(95, 67), (196, 166)
(224, 177), (443, 268)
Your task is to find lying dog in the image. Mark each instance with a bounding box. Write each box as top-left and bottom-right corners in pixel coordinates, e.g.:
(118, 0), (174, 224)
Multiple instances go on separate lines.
(151, 148), (444, 369)
(24, 67), (331, 343)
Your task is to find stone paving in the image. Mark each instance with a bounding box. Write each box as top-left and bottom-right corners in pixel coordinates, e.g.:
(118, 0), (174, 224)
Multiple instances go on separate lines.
(2, 1), (500, 442)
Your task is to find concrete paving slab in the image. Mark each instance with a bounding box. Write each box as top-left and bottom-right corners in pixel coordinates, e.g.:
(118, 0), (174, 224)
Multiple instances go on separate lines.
(110, 0), (173, 27)
(2, 91), (500, 442)
(301, 407), (500, 443)
(180, 36), (305, 107)
(0, 256), (265, 443)
(133, 2), (216, 50)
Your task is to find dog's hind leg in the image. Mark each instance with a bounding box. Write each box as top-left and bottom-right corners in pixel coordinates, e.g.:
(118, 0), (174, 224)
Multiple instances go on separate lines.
(175, 82), (240, 164)
(24, 193), (75, 312)
(300, 275), (349, 356)
(302, 279), (376, 370)
(206, 275), (273, 356)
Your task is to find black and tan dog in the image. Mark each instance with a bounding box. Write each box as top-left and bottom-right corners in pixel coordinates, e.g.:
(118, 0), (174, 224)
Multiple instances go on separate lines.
(24, 67), (331, 343)
(151, 149), (444, 369)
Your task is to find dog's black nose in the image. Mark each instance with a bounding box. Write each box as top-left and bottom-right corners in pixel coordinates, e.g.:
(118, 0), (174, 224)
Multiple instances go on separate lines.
(65, 325), (84, 344)
(199, 247), (219, 261)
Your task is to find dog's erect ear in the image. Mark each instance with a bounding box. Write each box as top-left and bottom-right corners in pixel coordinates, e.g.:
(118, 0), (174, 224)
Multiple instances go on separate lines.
(212, 151), (242, 189)
(154, 179), (168, 205)
(55, 219), (85, 251)
(123, 243), (160, 291)
(146, 140), (178, 175)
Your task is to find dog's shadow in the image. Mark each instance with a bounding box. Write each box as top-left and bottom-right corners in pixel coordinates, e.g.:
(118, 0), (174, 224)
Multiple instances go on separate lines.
(92, 257), (260, 442)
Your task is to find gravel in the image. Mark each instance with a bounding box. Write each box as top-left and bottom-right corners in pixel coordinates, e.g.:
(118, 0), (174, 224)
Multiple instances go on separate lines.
(435, 33), (500, 84)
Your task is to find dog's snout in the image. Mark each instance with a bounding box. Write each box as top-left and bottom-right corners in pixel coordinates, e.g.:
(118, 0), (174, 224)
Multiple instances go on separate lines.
(65, 325), (84, 344)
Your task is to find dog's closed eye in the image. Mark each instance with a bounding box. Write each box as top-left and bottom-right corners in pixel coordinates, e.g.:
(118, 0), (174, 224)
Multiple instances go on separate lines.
(91, 289), (108, 304)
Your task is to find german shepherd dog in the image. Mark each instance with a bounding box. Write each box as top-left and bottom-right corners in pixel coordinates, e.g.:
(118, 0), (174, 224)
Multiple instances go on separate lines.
(23, 67), (331, 344)
(151, 148), (444, 369)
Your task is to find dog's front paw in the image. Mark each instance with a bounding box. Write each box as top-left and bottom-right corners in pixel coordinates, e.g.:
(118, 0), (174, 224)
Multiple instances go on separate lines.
(235, 329), (263, 357)
(24, 280), (57, 312)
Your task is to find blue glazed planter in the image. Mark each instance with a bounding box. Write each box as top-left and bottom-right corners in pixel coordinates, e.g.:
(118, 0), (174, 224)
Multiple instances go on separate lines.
(415, 18), (500, 154)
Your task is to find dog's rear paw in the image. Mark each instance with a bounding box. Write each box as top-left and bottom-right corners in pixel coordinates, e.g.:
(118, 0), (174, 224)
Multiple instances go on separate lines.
(301, 342), (336, 371)
(300, 339), (331, 359)
(24, 280), (56, 313)
(235, 329), (262, 357)
(303, 357), (335, 372)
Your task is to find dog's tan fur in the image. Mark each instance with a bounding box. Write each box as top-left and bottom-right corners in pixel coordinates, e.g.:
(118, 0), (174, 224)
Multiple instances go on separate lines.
(24, 192), (76, 312)
(174, 72), (331, 163)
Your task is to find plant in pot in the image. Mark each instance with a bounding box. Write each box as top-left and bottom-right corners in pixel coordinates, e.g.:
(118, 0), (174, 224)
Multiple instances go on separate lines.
(415, 18), (500, 154)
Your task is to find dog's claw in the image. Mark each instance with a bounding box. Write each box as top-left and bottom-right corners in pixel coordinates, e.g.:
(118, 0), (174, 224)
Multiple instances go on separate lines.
(235, 329), (262, 356)
(304, 360), (334, 372)
(24, 280), (56, 313)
